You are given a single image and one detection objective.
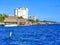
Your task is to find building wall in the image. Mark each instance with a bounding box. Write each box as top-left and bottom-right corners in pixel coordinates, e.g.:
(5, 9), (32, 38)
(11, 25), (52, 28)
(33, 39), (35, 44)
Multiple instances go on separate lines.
(29, 16), (37, 20)
(15, 7), (28, 19)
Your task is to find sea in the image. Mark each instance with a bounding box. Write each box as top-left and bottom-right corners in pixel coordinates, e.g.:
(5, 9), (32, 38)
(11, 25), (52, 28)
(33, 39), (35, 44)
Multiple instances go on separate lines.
(0, 24), (60, 45)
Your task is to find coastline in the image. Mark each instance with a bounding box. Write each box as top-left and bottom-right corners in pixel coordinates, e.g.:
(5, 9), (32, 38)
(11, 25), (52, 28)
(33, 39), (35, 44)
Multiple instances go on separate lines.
(0, 23), (60, 27)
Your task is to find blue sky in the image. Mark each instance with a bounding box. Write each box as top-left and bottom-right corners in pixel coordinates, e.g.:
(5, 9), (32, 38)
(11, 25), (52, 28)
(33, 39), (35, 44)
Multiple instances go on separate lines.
(0, 0), (60, 22)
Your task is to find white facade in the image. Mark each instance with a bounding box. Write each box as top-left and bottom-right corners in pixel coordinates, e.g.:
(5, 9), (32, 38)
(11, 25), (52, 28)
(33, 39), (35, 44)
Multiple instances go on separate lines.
(14, 7), (28, 19)
(29, 16), (37, 20)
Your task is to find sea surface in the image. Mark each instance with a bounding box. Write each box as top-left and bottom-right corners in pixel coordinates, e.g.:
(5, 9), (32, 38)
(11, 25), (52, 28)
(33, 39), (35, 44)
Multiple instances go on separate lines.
(0, 24), (60, 45)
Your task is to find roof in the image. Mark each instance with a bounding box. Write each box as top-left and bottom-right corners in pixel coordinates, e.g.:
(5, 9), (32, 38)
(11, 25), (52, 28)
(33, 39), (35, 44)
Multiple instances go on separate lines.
(18, 19), (28, 22)
(4, 16), (18, 22)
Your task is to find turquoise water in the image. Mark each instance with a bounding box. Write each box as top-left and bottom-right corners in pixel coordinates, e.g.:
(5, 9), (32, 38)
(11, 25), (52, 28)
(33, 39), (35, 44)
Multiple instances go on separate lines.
(0, 24), (60, 45)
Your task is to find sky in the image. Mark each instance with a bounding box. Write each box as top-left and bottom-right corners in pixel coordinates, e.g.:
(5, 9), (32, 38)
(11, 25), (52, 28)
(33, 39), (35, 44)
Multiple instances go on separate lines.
(0, 0), (60, 22)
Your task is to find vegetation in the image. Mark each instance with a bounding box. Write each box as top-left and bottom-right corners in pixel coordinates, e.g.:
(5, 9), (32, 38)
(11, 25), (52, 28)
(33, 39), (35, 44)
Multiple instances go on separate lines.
(18, 16), (23, 19)
(0, 13), (58, 24)
(28, 19), (40, 23)
(36, 19), (40, 22)
(28, 19), (36, 23)
(43, 20), (56, 23)
(0, 14), (8, 23)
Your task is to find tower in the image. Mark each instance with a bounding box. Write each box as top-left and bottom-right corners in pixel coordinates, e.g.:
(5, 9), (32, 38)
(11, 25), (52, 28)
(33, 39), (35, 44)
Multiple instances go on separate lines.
(14, 7), (28, 19)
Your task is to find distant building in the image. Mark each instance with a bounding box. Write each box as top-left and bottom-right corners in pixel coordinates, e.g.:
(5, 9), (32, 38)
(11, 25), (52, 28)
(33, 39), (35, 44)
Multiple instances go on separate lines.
(14, 7), (28, 19)
(4, 16), (32, 25)
(29, 16), (37, 20)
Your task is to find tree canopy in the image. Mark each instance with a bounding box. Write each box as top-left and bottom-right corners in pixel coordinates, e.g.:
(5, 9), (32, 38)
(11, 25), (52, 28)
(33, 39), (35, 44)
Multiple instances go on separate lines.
(18, 16), (23, 19)
(0, 14), (8, 22)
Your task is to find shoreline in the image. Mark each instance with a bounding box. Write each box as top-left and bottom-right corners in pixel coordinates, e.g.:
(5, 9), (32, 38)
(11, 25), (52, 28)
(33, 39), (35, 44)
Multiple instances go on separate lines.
(0, 23), (60, 27)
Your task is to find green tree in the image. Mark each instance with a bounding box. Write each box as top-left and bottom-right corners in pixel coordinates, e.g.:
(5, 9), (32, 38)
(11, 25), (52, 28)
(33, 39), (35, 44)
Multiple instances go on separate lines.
(0, 14), (8, 22)
(18, 16), (23, 19)
(28, 19), (36, 23)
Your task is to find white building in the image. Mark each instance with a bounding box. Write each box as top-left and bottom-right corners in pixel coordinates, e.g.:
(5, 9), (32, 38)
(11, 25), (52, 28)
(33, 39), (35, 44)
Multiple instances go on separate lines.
(29, 16), (37, 20)
(14, 7), (28, 19)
